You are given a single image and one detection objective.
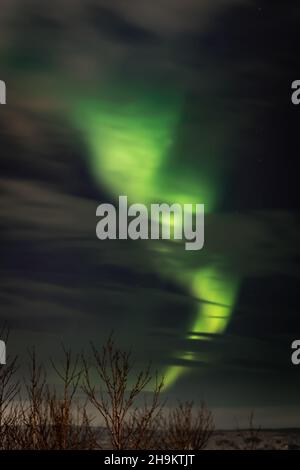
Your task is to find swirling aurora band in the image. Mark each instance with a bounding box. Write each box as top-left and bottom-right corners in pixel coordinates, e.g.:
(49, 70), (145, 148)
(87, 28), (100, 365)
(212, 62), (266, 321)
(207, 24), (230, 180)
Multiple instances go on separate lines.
(71, 82), (239, 389)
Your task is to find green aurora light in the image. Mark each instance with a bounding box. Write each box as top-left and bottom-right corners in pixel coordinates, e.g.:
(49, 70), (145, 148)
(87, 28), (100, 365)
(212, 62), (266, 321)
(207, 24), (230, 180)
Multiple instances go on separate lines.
(71, 82), (239, 389)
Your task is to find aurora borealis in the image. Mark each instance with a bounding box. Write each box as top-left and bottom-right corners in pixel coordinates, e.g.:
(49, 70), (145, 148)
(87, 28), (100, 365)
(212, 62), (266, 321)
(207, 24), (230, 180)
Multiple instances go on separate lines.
(1, 0), (300, 428)
(71, 80), (240, 387)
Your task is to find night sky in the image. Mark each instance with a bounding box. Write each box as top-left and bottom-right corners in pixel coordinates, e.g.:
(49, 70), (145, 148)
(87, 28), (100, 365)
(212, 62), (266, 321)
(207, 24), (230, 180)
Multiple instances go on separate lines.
(0, 0), (300, 428)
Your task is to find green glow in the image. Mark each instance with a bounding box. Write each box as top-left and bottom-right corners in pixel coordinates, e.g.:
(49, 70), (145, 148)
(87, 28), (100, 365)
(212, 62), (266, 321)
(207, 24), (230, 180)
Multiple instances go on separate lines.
(72, 83), (217, 212)
(70, 81), (239, 389)
(189, 266), (239, 338)
(72, 85), (183, 204)
(163, 267), (239, 389)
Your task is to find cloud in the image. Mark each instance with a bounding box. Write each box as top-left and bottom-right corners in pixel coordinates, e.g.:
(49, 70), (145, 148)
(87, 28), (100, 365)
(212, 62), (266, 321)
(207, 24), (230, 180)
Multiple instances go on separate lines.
(96, 0), (254, 35)
(0, 178), (94, 240)
(0, 0), (254, 36)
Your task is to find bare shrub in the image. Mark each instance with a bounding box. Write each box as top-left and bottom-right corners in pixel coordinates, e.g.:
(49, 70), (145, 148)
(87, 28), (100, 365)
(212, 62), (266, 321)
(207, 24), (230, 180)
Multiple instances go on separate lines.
(19, 347), (98, 449)
(123, 375), (164, 449)
(48, 346), (98, 449)
(82, 335), (164, 449)
(238, 411), (262, 450)
(0, 345), (20, 449)
(19, 348), (52, 449)
(160, 401), (214, 450)
(0, 327), (20, 449)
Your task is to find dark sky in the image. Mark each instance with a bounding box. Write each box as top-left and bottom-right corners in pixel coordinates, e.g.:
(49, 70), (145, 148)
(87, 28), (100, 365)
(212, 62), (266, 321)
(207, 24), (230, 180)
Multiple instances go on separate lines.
(0, 0), (300, 428)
